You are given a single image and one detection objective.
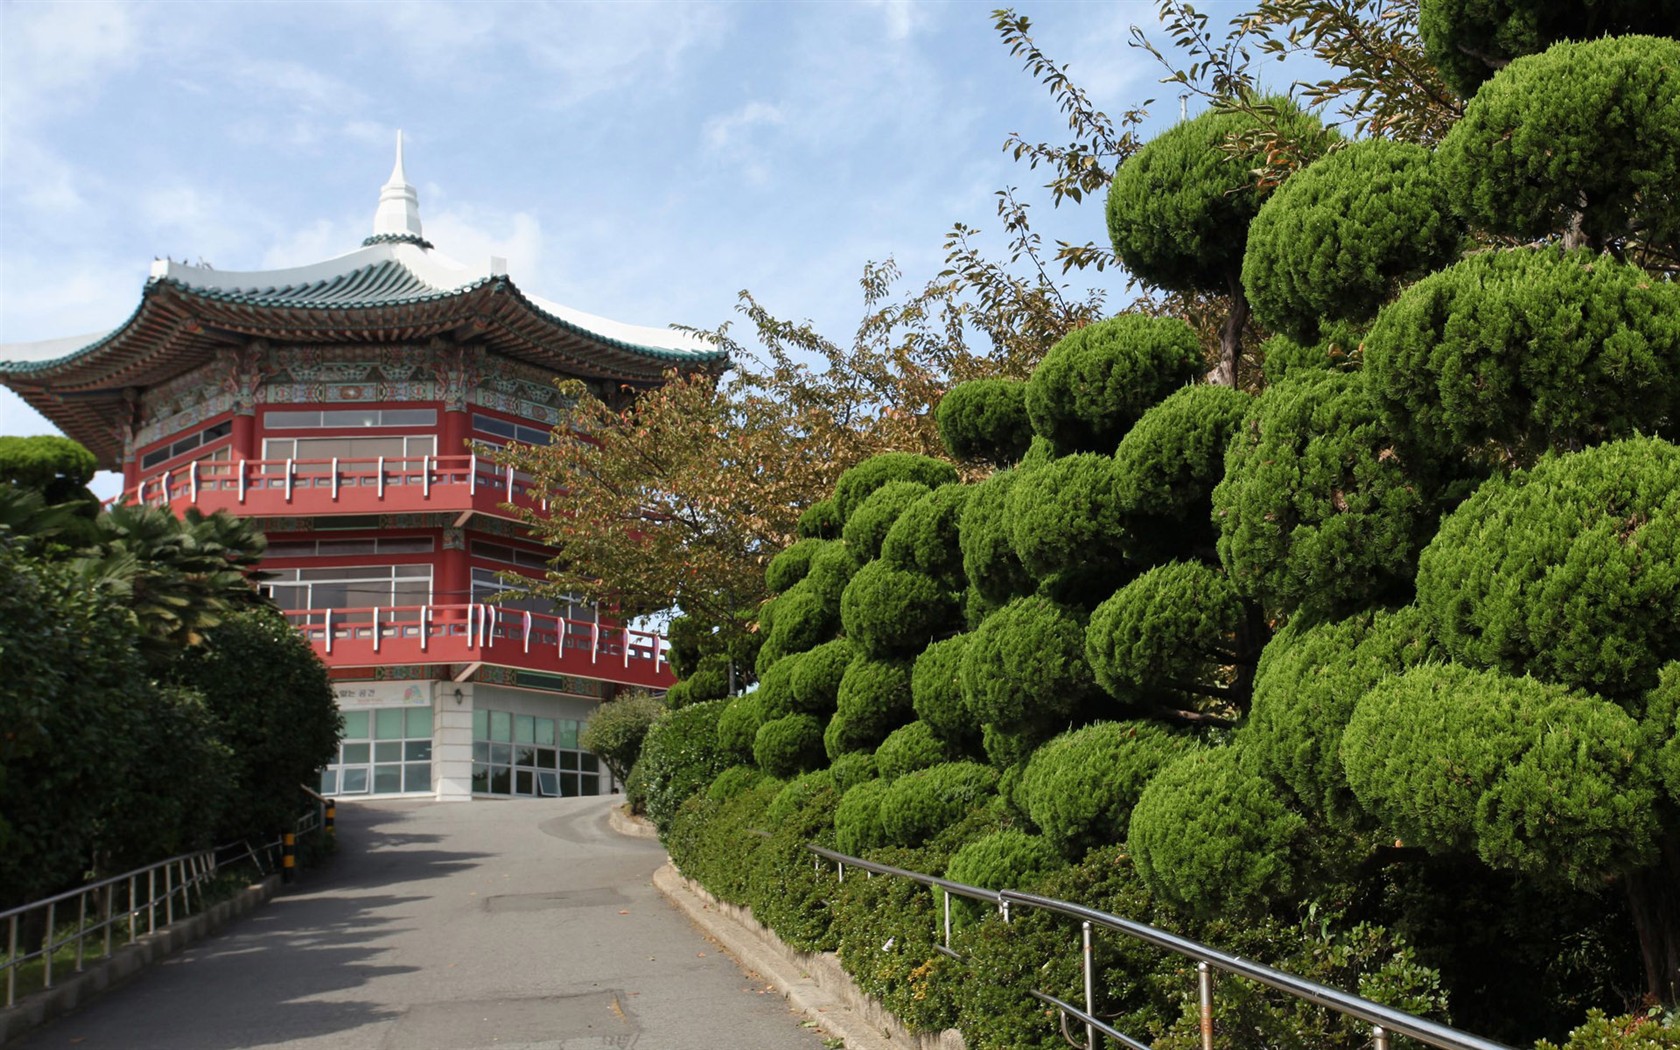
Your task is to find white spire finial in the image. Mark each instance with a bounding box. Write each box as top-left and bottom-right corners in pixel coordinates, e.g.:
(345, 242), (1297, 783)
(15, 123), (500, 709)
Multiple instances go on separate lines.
(372, 129), (423, 239)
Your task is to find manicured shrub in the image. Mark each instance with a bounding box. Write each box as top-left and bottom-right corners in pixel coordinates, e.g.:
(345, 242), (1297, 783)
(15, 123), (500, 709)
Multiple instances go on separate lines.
(1107, 102), (1336, 299)
(1085, 561), (1247, 713)
(788, 636), (853, 715)
(684, 654), (732, 703)
(880, 484), (970, 588)
(765, 537), (825, 593)
(754, 713), (827, 778)
(1368, 247), (1680, 468)
(798, 498), (841, 539)
(764, 581), (838, 659)
(754, 652), (801, 720)
(804, 539), (860, 609)
(638, 698), (731, 834)
(1024, 315), (1203, 454)
(1214, 370), (1437, 619)
(1128, 745), (1308, 917)
(1346, 664), (1658, 888)
(937, 378), (1032, 465)
(840, 560), (960, 659)
(1420, 0), (1680, 98)
(943, 828), (1064, 920)
(716, 692), (766, 764)
(1018, 721), (1194, 859)
(835, 777), (895, 854)
(830, 750), (879, 793)
(831, 656), (916, 756)
(1242, 139), (1461, 343)
(1246, 606), (1438, 818)
(911, 633), (975, 747)
(874, 721), (951, 780)
(961, 596), (1097, 735)
(1112, 383), (1251, 527)
(958, 468), (1034, 605)
(1437, 36), (1680, 252)
(1005, 452), (1132, 583)
(1415, 437), (1680, 701)
(1259, 321), (1364, 384)
(766, 767), (836, 827)
(843, 480), (932, 560)
(834, 452), (959, 523)
(708, 763), (771, 801)
(878, 762), (999, 847)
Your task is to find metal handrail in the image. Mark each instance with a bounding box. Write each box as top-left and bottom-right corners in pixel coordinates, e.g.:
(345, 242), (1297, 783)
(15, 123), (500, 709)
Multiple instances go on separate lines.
(117, 454), (539, 509)
(807, 844), (1514, 1050)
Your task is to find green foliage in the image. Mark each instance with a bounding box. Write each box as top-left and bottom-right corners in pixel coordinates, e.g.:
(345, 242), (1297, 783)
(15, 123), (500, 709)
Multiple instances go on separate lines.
(937, 378), (1032, 465)
(1247, 606), (1438, 818)
(1018, 720), (1193, 858)
(1006, 452), (1133, 583)
(1437, 36), (1680, 252)
(0, 435), (99, 511)
(1259, 321), (1365, 384)
(754, 713), (827, 778)
(835, 777), (895, 854)
(839, 560), (959, 659)
(833, 452), (959, 524)
(829, 750), (879, 794)
(797, 498), (841, 539)
(911, 633), (976, 748)
(1343, 663), (1657, 887)
(1535, 1010), (1680, 1050)
(1214, 370), (1436, 619)
(958, 469), (1034, 606)
(762, 581), (838, 661)
(765, 537), (825, 593)
(1107, 101), (1335, 295)
(579, 690), (665, 783)
(1085, 561), (1246, 713)
(167, 606), (340, 842)
(803, 538), (859, 611)
(878, 761), (999, 847)
(961, 595), (1097, 737)
(1242, 139), (1461, 343)
(1128, 744), (1308, 917)
(787, 636), (852, 715)
(1655, 665), (1680, 806)
(1415, 437), (1680, 701)
(666, 775), (780, 904)
(1024, 315), (1203, 454)
(754, 652), (800, 719)
(707, 763), (771, 801)
(842, 480), (932, 560)
(716, 692), (766, 764)
(874, 720), (951, 779)
(943, 827), (1064, 920)
(767, 768), (835, 827)
(667, 611), (758, 684)
(1112, 383), (1251, 527)
(1419, 0), (1680, 97)
(1365, 248), (1680, 469)
(880, 484), (970, 588)
(831, 656), (916, 757)
(638, 698), (731, 834)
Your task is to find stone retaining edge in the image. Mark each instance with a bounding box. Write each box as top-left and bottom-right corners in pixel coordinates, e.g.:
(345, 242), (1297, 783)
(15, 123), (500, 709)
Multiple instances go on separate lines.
(0, 875), (280, 1047)
(606, 802), (659, 840)
(653, 862), (966, 1050)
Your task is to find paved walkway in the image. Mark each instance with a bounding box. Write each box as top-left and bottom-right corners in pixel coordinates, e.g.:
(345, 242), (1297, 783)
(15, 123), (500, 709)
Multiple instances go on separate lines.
(12, 797), (832, 1050)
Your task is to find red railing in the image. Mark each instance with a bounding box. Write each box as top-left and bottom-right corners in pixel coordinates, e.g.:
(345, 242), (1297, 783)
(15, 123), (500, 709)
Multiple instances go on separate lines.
(281, 603), (673, 690)
(118, 455), (548, 519)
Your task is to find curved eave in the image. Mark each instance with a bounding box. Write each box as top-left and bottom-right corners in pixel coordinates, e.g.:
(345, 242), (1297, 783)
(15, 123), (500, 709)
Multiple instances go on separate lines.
(0, 275), (726, 468)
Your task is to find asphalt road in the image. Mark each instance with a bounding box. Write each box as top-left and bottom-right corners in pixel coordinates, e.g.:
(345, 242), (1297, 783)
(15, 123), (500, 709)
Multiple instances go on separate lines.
(13, 797), (832, 1050)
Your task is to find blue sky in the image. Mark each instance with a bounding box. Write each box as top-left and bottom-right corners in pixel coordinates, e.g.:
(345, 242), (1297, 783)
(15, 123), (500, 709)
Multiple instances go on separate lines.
(1, 0), (1295, 485)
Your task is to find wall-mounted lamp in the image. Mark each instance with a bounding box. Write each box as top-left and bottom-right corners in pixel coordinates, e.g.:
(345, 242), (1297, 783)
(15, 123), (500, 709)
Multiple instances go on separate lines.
(454, 688), (464, 706)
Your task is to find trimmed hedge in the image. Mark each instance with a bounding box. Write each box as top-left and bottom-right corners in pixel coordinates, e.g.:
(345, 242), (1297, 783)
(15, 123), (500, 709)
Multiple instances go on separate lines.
(639, 698), (731, 833)
(937, 378), (1033, 465)
(1018, 721), (1194, 859)
(844, 480), (933, 560)
(1024, 315), (1203, 454)
(754, 713), (827, 778)
(834, 453), (959, 524)
(881, 484), (971, 588)
(1085, 561), (1246, 712)
(961, 596), (1097, 735)
(874, 720), (952, 780)
(878, 761), (1000, 847)
(958, 468), (1034, 605)
(840, 560), (960, 659)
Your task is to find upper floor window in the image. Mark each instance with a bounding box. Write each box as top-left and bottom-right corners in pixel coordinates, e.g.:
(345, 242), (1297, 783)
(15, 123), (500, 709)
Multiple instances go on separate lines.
(262, 434), (436, 465)
(139, 419), (232, 471)
(265, 408), (436, 429)
(472, 413), (552, 446)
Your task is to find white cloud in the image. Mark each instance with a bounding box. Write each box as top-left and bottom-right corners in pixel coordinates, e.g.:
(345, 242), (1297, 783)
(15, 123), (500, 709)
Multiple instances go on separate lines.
(863, 0), (929, 42)
(0, 0), (142, 130)
(426, 203), (545, 279)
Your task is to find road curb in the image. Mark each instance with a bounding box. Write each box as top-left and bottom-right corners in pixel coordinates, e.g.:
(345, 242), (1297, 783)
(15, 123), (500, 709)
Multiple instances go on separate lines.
(652, 862), (965, 1050)
(0, 876), (279, 1047)
(606, 802), (659, 840)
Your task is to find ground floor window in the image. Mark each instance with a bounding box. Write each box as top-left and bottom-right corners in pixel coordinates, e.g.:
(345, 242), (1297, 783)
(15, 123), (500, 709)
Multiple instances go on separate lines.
(322, 706), (433, 796)
(471, 708), (600, 797)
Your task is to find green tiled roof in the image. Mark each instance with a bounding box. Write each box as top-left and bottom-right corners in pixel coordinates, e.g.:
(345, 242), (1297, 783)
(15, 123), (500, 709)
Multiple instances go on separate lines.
(164, 259), (484, 309)
(361, 232), (435, 250)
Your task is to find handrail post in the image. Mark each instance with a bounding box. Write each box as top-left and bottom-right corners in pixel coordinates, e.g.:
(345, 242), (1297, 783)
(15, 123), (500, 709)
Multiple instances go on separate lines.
(7, 913), (17, 1007)
(324, 608), (333, 655)
(523, 610), (532, 654)
(469, 452), (477, 495)
(591, 621), (599, 664)
(330, 456), (340, 500)
(421, 605), (429, 652)
(1082, 920), (1096, 1050)
(1373, 1026), (1390, 1050)
(377, 454), (385, 499)
(284, 458), (295, 502)
(1198, 960), (1214, 1050)
(238, 459), (247, 503)
(943, 890), (952, 950)
(165, 863), (174, 926)
(623, 626), (631, 668)
(373, 606), (381, 653)
(76, 893), (87, 972)
(422, 454), (431, 498)
(189, 460), (199, 503)
(43, 901), (55, 989)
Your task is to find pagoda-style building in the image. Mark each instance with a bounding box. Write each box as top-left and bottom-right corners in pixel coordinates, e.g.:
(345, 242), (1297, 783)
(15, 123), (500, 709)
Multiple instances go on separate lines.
(0, 135), (723, 802)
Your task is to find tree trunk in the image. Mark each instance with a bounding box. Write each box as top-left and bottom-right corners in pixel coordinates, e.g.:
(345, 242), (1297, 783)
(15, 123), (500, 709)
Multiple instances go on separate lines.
(1211, 275), (1251, 389)
(1625, 829), (1680, 1006)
